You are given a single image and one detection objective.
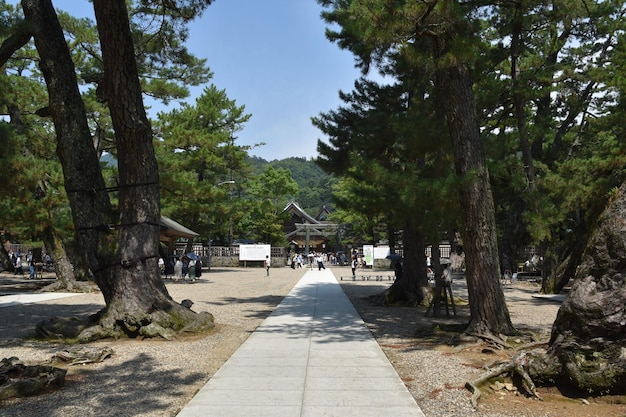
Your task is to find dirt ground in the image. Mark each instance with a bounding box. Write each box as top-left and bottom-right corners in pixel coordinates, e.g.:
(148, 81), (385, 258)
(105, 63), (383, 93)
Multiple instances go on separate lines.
(2, 268), (625, 417)
(453, 345), (626, 417)
(339, 271), (626, 417)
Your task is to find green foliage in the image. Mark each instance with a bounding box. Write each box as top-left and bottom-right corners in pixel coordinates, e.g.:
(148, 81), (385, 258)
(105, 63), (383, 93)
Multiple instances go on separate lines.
(154, 84), (251, 244)
(248, 156), (336, 215)
(0, 4), (74, 244)
(243, 166), (298, 245)
(0, 118), (72, 245)
(312, 70), (458, 246)
(316, 0), (626, 284)
(55, 1), (214, 106)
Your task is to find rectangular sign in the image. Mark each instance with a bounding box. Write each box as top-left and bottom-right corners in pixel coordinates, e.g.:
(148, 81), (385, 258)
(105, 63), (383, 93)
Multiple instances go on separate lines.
(363, 245), (374, 266)
(239, 244), (271, 261)
(374, 246), (390, 259)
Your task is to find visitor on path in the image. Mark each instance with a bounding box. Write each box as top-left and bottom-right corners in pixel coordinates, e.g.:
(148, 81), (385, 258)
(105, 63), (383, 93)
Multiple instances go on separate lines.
(351, 256), (357, 279)
(187, 258), (196, 282)
(316, 253), (326, 270)
(394, 260), (403, 281)
(14, 254), (23, 276)
(265, 255), (271, 276)
(27, 251), (36, 279)
(195, 259), (202, 278)
(158, 257), (165, 276)
(174, 257), (183, 282)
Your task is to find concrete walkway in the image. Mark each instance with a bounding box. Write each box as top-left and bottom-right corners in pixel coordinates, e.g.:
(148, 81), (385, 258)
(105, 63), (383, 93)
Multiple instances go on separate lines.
(177, 268), (425, 417)
(0, 292), (79, 308)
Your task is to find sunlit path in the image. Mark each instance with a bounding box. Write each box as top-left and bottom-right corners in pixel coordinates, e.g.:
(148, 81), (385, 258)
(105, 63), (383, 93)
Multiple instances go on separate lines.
(177, 268), (425, 417)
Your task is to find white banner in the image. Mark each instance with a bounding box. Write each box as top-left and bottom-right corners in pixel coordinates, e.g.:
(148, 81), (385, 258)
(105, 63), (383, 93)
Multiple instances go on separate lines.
(239, 244), (271, 261)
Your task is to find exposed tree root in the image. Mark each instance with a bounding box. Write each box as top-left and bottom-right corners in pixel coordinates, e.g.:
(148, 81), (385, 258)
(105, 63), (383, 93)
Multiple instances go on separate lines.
(35, 300), (215, 342)
(466, 331), (512, 350)
(465, 350), (544, 407)
(0, 357), (66, 400)
(465, 360), (515, 407)
(50, 346), (114, 366)
(40, 279), (97, 293)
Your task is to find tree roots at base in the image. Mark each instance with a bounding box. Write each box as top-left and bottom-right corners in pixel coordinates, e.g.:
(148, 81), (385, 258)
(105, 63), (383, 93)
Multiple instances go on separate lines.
(465, 349), (546, 407)
(35, 303), (215, 342)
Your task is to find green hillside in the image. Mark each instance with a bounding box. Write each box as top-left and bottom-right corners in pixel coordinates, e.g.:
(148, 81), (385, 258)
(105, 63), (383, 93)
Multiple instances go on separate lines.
(248, 156), (336, 215)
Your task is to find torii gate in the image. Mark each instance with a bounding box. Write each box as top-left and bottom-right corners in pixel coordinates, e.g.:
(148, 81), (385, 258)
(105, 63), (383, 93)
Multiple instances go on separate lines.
(289, 223), (341, 253)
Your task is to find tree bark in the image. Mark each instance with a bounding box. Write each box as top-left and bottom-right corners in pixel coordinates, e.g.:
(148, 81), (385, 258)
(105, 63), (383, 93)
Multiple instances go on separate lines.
(21, 0), (117, 275)
(382, 221), (429, 305)
(510, 3), (536, 194)
(39, 225), (90, 293)
(22, 0), (213, 340)
(532, 181), (626, 394)
(0, 238), (16, 273)
(433, 39), (516, 336)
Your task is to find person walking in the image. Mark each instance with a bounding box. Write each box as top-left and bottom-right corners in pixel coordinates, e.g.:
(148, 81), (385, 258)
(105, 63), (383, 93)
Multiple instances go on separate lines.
(27, 251), (36, 279)
(174, 257), (183, 282)
(265, 255), (271, 276)
(158, 257), (165, 277)
(187, 258), (196, 282)
(15, 254), (23, 276)
(351, 256), (357, 279)
(316, 253), (326, 271)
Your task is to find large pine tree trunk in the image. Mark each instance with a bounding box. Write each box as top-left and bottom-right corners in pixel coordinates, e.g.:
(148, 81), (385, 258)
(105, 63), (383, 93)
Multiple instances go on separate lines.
(22, 0), (213, 340)
(433, 44), (516, 336)
(22, 0), (116, 276)
(383, 222), (429, 305)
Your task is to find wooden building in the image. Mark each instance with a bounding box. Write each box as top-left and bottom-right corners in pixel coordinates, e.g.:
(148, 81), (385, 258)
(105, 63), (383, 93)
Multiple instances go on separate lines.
(282, 201), (339, 253)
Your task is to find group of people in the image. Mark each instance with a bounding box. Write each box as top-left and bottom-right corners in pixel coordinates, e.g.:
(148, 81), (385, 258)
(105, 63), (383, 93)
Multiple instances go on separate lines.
(287, 252), (329, 271)
(159, 254), (202, 283)
(288, 251), (364, 269)
(288, 253), (306, 269)
(7, 249), (50, 279)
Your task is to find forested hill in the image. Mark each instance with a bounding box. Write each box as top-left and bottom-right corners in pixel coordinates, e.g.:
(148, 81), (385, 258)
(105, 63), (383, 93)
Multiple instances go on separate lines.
(248, 156), (336, 214)
(101, 153), (335, 216)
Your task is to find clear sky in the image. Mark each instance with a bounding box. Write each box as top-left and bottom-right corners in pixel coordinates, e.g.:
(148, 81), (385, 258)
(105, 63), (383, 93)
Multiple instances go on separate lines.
(36, 0), (367, 161)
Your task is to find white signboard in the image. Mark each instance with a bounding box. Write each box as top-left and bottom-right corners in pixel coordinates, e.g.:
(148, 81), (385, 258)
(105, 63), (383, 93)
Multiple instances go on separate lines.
(374, 246), (391, 259)
(239, 244), (271, 261)
(363, 245), (374, 266)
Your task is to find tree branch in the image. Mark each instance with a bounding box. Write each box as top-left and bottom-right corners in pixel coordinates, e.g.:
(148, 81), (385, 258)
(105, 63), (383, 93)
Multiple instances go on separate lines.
(0, 21), (33, 67)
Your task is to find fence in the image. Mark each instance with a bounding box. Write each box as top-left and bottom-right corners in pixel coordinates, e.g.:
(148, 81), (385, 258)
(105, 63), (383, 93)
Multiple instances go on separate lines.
(173, 243), (287, 268)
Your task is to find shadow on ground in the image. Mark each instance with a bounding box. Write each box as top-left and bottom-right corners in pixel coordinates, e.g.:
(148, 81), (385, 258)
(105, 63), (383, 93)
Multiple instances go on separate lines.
(1, 351), (206, 417)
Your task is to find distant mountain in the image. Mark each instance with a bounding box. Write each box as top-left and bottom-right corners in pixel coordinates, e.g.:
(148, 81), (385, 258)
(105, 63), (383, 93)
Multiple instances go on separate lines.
(248, 156), (336, 215)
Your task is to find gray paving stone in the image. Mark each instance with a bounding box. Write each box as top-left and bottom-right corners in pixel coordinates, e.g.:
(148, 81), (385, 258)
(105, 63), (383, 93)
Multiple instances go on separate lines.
(176, 269), (425, 417)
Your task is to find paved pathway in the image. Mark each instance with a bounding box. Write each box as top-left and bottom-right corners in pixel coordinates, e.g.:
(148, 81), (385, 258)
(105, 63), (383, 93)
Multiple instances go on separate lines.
(0, 292), (79, 308)
(177, 268), (425, 417)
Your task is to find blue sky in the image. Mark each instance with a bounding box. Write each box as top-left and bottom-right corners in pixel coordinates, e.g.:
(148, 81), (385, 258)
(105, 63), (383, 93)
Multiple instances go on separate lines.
(40, 0), (367, 161)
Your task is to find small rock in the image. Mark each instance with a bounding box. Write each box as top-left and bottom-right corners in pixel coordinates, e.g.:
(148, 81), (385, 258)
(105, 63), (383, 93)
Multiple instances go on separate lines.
(504, 382), (517, 391)
(490, 381), (505, 391)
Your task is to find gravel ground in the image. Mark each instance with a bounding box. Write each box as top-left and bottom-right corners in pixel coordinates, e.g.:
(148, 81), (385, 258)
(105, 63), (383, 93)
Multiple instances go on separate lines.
(0, 267), (567, 417)
(339, 271), (562, 417)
